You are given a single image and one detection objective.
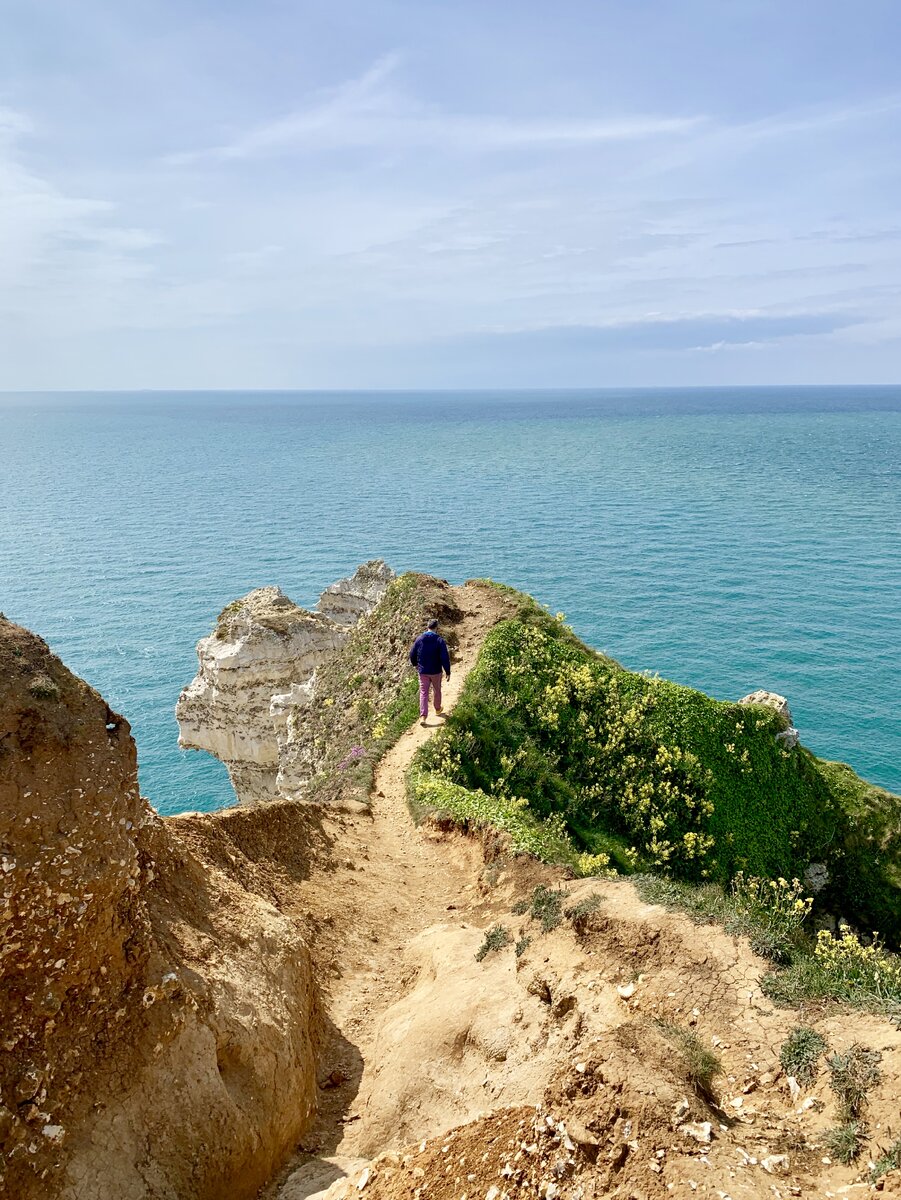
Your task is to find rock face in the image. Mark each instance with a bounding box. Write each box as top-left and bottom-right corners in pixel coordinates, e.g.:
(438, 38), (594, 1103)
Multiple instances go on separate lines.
(0, 615), (319, 1200)
(737, 689), (800, 749)
(318, 559), (395, 625)
(177, 561), (394, 804)
(177, 587), (347, 802)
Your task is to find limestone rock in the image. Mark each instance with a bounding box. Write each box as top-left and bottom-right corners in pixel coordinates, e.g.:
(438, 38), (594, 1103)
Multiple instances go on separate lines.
(737, 690), (800, 749)
(177, 565), (395, 805)
(318, 560), (395, 625)
(678, 1121), (713, 1144)
(176, 589), (347, 802)
(804, 862), (830, 894)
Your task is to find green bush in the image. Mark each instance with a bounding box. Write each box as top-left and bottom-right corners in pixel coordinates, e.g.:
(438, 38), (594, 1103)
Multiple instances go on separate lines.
(823, 1121), (868, 1166)
(516, 884), (567, 932)
(406, 583), (900, 942)
(780, 1027), (827, 1086)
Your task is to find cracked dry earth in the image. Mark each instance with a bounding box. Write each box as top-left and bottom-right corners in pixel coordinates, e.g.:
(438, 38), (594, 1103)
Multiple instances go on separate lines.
(259, 584), (901, 1200)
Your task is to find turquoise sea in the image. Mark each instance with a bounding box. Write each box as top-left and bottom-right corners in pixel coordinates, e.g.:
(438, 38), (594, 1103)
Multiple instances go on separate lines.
(1, 387), (898, 815)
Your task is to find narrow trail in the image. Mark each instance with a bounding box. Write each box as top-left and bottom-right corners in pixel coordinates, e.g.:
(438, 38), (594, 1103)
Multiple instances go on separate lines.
(264, 584), (510, 1200)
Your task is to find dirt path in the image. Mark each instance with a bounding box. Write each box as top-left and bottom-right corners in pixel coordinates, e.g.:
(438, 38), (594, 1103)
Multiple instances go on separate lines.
(263, 584), (510, 1199)
(259, 582), (901, 1200)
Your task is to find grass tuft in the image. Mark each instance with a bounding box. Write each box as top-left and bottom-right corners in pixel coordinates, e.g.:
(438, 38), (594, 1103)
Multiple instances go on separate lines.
(827, 1043), (882, 1122)
(823, 1121), (869, 1166)
(565, 893), (603, 936)
(512, 885), (568, 933)
(871, 1135), (901, 1182)
(475, 924), (512, 962)
(655, 1020), (722, 1099)
(779, 1027), (827, 1087)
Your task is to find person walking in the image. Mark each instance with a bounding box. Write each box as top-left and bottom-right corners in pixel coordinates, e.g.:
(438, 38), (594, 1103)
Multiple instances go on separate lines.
(409, 618), (451, 726)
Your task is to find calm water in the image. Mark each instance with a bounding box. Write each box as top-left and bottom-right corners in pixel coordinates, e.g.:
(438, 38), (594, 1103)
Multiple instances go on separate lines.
(1, 387), (898, 814)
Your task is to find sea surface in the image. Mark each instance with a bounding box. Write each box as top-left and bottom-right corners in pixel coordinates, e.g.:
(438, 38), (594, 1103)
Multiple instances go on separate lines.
(1, 387), (898, 814)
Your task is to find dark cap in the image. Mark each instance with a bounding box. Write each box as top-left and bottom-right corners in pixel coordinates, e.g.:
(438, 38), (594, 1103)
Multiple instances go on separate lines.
(427, 618), (439, 631)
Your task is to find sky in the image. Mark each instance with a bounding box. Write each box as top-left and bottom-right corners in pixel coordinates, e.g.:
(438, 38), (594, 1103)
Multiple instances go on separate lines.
(1, 0), (900, 389)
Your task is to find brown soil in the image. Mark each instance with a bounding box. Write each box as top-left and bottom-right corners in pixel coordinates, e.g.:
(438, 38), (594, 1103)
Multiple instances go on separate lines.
(6, 579), (901, 1200)
(255, 581), (901, 1200)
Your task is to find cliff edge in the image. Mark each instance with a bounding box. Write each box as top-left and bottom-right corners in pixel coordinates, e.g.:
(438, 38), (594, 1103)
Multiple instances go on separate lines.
(0, 615), (320, 1200)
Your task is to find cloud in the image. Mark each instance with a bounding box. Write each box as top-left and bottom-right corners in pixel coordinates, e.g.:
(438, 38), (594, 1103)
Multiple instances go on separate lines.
(169, 52), (705, 164)
(442, 311), (861, 355)
(0, 107), (163, 322)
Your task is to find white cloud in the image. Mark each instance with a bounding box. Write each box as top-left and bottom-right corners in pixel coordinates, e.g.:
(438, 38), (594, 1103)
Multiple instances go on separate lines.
(0, 108), (164, 325)
(168, 52), (705, 164)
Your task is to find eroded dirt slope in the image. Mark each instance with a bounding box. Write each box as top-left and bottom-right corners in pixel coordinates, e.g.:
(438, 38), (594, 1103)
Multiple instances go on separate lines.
(256, 584), (901, 1200)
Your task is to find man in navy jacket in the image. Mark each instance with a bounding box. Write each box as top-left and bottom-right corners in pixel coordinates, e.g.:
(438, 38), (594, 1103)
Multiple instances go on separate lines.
(409, 619), (451, 726)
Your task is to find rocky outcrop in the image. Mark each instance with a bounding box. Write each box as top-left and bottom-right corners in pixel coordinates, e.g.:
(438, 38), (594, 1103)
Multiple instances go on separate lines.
(318, 560), (395, 625)
(176, 588), (347, 802)
(176, 562), (394, 805)
(737, 689), (800, 748)
(0, 616), (319, 1200)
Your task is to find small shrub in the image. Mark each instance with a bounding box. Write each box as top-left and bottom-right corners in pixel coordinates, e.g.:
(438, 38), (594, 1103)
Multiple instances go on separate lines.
(730, 872), (812, 960)
(28, 674), (59, 700)
(871, 1135), (901, 1182)
(565, 893), (603, 936)
(823, 1121), (868, 1165)
(656, 1020), (722, 1099)
(814, 926), (901, 1000)
(827, 1043), (882, 1121)
(780, 1027), (827, 1086)
(475, 924), (512, 962)
(513, 884), (568, 932)
(481, 863), (503, 888)
(532, 885), (566, 932)
(515, 935), (532, 958)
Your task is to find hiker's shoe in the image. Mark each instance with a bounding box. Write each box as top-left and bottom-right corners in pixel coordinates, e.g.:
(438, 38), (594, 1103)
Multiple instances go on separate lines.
(420, 720), (428, 728)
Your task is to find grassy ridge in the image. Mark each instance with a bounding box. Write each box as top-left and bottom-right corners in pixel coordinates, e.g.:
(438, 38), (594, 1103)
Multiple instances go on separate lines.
(408, 584), (901, 940)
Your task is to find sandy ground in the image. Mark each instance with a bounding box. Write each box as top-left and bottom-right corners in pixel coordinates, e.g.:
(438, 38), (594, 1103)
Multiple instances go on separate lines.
(259, 584), (901, 1200)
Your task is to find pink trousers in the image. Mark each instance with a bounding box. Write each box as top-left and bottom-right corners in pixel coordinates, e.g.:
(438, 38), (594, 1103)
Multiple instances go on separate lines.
(419, 672), (443, 718)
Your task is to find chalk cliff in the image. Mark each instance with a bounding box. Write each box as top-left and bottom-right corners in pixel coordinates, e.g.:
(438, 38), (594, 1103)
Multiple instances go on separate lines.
(176, 561), (394, 804)
(318, 558), (396, 625)
(0, 615), (320, 1200)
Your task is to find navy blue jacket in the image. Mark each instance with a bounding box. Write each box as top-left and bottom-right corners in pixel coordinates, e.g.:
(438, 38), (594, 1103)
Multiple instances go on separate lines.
(409, 630), (451, 676)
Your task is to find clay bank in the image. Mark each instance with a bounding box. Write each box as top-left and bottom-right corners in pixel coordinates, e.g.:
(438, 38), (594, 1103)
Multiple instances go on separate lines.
(2, 565), (901, 1200)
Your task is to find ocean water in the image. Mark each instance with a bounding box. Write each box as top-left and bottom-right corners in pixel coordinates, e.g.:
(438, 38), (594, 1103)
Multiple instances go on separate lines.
(0, 387), (898, 814)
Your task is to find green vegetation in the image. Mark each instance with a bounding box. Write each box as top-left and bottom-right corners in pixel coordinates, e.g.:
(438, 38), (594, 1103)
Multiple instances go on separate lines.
(779, 1027), (827, 1086)
(820, 1043), (882, 1165)
(405, 582), (901, 940)
(514, 934), (532, 958)
(512, 884), (567, 932)
(871, 1135), (901, 1183)
(475, 924), (512, 961)
(303, 573), (456, 804)
(827, 1043), (882, 1122)
(730, 873), (812, 963)
(655, 1020), (722, 1099)
(823, 1120), (868, 1166)
(565, 893), (603, 936)
(761, 925), (901, 1017)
